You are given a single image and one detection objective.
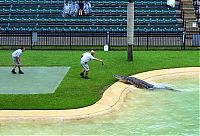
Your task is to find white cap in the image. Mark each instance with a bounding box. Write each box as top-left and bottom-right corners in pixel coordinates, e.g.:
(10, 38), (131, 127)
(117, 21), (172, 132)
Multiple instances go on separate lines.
(90, 50), (95, 53)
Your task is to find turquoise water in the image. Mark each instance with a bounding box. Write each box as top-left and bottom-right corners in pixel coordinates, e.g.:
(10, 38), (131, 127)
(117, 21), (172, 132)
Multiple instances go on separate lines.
(0, 73), (199, 135)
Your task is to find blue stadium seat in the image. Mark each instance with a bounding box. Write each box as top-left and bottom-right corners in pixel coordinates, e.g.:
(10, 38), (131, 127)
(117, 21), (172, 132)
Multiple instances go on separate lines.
(0, 0), (183, 32)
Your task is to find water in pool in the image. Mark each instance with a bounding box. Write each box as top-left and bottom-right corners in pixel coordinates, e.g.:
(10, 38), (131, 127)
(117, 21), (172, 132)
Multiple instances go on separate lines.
(0, 73), (199, 135)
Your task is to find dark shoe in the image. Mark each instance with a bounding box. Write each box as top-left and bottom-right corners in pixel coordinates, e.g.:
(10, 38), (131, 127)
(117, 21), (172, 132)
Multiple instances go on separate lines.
(19, 70), (24, 74)
(80, 72), (84, 78)
(84, 76), (90, 79)
(11, 69), (16, 74)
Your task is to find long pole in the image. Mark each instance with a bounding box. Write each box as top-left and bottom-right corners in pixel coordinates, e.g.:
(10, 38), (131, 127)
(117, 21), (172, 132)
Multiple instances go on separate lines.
(127, 0), (134, 61)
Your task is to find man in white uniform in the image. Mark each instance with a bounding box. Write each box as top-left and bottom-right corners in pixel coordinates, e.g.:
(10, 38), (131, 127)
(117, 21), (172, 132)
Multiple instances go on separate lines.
(84, 0), (91, 15)
(11, 47), (25, 74)
(62, 0), (71, 17)
(69, 0), (79, 16)
(80, 50), (103, 79)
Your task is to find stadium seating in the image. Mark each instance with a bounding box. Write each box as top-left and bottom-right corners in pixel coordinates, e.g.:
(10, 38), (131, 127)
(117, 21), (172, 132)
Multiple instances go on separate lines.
(0, 0), (183, 32)
(193, 0), (200, 27)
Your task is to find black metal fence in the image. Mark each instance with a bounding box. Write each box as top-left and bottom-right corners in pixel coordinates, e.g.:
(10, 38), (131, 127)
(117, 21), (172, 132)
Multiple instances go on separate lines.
(0, 30), (199, 50)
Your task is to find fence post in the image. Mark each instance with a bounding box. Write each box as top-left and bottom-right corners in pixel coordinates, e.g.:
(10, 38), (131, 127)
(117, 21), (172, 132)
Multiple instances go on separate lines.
(45, 31), (48, 46)
(31, 32), (33, 50)
(147, 32), (149, 50)
(182, 31), (186, 50)
(106, 31), (110, 50)
(30, 31), (32, 50)
(137, 31), (139, 47)
(92, 30), (94, 46)
(70, 30), (72, 50)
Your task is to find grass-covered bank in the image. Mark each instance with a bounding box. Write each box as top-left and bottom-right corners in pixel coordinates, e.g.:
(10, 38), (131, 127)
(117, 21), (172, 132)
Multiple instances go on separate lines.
(0, 50), (199, 109)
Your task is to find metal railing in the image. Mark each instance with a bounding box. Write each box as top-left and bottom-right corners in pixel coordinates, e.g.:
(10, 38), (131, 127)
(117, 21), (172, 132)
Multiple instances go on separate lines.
(0, 30), (199, 50)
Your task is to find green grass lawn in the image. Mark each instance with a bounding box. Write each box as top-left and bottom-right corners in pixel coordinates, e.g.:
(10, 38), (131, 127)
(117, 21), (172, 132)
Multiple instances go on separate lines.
(0, 50), (199, 109)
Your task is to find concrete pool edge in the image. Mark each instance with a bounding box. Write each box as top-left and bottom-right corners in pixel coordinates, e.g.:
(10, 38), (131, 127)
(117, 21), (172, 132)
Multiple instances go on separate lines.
(0, 67), (199, 120)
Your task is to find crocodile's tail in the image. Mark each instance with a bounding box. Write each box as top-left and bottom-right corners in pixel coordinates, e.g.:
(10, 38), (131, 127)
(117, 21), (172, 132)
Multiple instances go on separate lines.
(164, 87), (181, 92)
(153, 84), (181, 92)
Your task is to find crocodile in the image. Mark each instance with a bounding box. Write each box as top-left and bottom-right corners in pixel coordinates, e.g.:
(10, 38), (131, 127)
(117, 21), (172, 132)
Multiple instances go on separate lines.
(113, 74), (180, 92)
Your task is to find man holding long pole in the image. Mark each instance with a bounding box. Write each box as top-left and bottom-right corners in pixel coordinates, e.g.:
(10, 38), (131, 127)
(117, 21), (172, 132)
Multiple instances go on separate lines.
(11, 47), (25, 74)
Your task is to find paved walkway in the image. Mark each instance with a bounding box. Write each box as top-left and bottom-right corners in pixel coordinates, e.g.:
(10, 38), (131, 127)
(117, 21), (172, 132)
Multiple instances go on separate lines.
(0, 67), (70, 94)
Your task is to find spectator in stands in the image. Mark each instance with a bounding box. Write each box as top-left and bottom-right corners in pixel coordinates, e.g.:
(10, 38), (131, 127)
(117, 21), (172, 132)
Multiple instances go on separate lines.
(11, 47), (25, 74)
(62, 0), (71, 17)
(167, 0), (175, 8)
(78, 0), (84, 16)
(80, 50), (103, 79)
(84, 0), (91, 15)
(69, 0), (79, 16)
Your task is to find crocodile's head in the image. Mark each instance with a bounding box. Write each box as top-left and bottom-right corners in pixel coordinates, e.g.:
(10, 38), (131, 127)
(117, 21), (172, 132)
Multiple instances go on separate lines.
(113, 74), (129, 83)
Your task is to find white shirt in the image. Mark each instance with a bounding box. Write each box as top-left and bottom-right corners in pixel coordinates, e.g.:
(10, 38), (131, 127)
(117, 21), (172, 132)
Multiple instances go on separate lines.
(70, 2), (79, 16)
(64, 3), (70, 13)
(84, 2), (91, 14)
(12, 49), (22, 58)
(81, 52), (95, 63)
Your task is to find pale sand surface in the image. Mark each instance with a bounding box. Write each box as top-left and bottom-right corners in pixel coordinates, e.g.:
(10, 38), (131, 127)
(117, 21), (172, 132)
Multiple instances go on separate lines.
(0, 67), (199, 120)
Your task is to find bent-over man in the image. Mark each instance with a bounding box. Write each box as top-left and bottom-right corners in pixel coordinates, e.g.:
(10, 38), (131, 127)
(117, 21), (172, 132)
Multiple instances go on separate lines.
(80, 50), (103, 79)
(11, 47), (25, 74)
